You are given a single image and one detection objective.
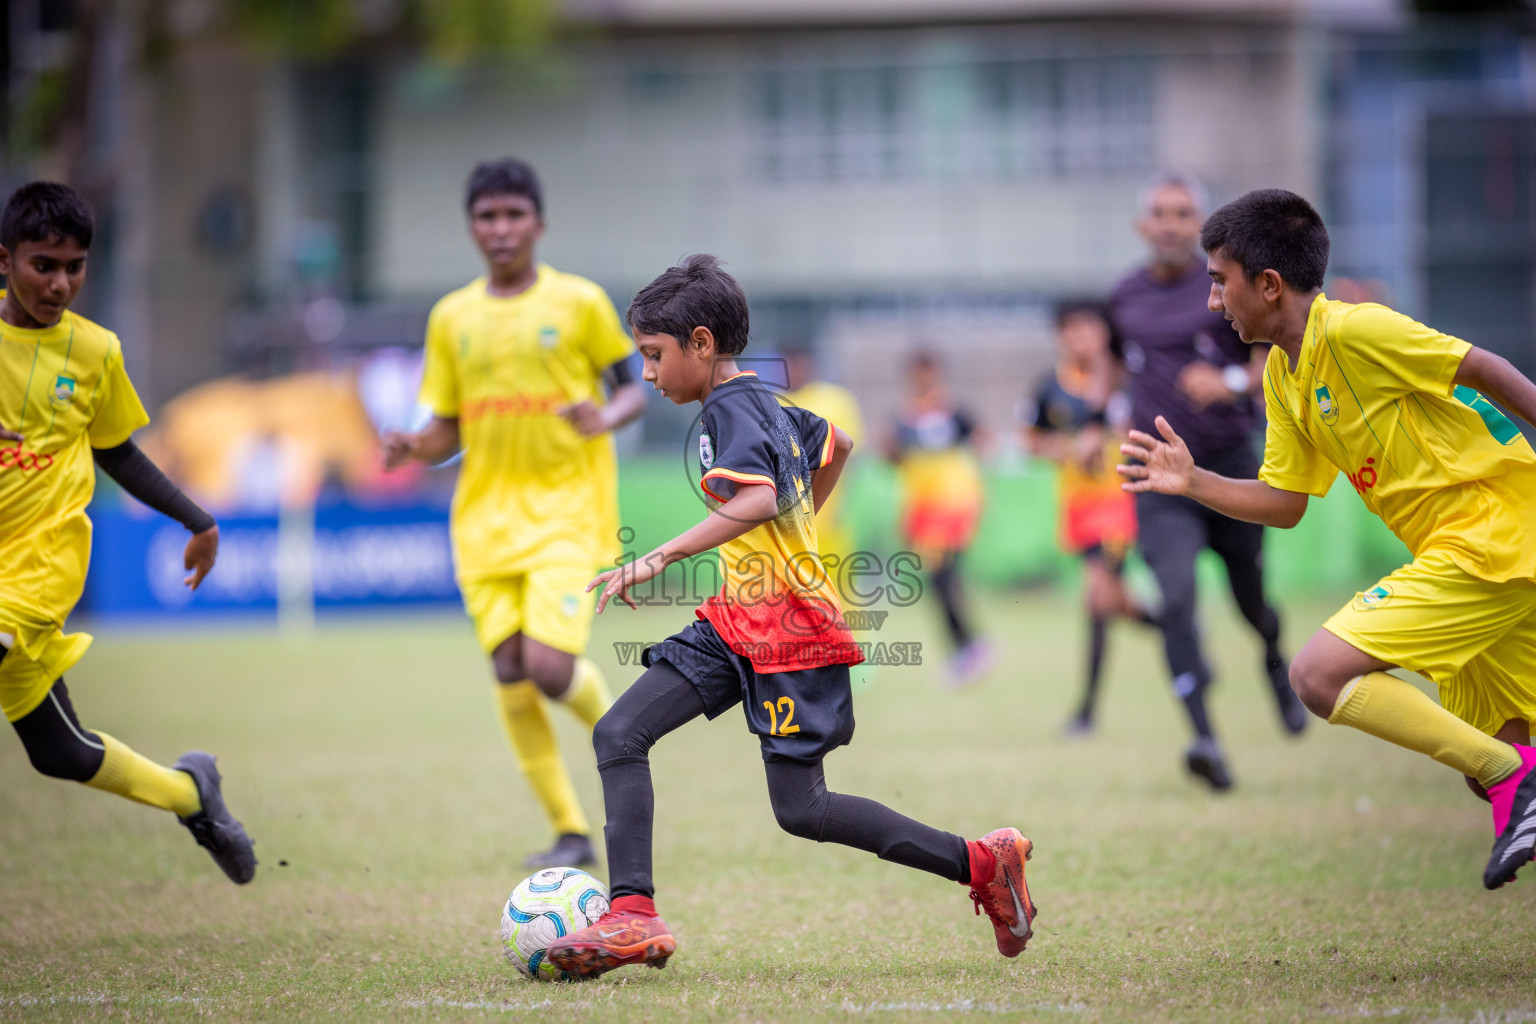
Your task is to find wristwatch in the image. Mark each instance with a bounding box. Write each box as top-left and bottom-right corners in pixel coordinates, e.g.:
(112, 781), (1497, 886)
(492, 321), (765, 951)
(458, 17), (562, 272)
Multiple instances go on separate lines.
(1222, 364), (1251, 396)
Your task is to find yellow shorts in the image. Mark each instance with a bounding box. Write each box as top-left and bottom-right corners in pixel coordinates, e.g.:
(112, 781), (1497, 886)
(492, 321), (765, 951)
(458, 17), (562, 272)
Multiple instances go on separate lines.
(460, 565), (598, 657)
(1324, 551), (1536, 736)
(0, 621), (93, 723)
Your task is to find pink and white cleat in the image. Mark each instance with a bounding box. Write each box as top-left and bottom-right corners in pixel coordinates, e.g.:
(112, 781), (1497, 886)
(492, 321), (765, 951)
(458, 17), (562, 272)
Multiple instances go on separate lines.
(1484, 744), (1536, 890)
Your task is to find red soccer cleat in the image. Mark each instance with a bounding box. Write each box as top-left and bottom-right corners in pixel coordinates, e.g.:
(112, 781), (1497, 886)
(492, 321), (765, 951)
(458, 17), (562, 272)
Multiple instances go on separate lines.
(546, 903), (677, 980)
(966, 827), (1037, 957)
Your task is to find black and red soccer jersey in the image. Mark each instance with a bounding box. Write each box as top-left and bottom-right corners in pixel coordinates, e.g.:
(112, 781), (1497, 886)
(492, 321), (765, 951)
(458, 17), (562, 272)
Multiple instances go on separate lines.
(692, 371), (862, 673)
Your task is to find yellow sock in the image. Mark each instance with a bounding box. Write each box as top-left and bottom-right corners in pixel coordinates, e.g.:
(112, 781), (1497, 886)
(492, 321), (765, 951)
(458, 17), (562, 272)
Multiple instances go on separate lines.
(557, 658), (613, 730)
(84, 732), (201, 816)
(497, 681), (589, 836)
(1329, 672), (1521, 788)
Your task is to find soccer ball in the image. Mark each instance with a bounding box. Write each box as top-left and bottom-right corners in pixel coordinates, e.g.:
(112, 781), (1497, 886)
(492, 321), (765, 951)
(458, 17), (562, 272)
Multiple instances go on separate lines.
(500, 867), (610, 981)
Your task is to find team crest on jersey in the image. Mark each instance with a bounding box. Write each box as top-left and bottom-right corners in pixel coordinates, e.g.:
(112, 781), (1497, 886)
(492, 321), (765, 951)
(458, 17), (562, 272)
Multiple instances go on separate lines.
(1351, 583), (1393, 612)
(1315, 384), (1339, 425)
(538, 326), (559, 349)
(699, 431), (715, 469)
(49, 374), (76, 409)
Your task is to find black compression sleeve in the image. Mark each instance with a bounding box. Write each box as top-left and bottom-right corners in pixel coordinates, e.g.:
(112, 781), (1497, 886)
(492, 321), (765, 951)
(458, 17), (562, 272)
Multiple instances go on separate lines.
(602, 352), (638, 389)
(92, 440), (216, 534)
(954, 407), (977, 443)
(12, 679), (105, 782)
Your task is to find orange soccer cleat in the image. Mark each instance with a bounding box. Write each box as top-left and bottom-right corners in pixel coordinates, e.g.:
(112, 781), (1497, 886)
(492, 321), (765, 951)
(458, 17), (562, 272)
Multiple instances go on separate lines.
(966, 827), (1037, 957)
(546, 898), (677, 980)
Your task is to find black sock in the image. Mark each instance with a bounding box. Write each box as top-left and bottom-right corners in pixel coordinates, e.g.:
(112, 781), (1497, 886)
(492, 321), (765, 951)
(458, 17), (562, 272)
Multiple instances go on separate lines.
(592, 661), (708, 900)
(1174, 671), (1215, 740)
(1253, 605), (1285, 678)
(1264, 645), (1286, 678)
(766, 758), (971, 882)
(599, 754), (657, 899)
(931, 554), (975, 649)
(1078, 615), (1108, 722)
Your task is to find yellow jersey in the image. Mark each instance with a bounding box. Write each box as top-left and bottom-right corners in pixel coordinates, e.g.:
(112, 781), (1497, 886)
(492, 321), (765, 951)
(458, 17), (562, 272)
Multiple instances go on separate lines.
(783, 380), (864, 560)
(418, 267), (635, 581)
(1260, 294), (1536, 583)
(0, 301), (149, 630)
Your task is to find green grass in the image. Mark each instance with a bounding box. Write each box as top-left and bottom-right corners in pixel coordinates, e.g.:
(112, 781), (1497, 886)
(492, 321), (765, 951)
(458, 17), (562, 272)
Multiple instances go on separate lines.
(1, 589), (1533, 1023)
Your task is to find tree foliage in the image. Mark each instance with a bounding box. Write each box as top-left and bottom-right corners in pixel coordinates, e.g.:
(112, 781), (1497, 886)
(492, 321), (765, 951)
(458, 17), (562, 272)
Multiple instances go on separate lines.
(223, 0), (553, 61)
(9, 0), (555, 182)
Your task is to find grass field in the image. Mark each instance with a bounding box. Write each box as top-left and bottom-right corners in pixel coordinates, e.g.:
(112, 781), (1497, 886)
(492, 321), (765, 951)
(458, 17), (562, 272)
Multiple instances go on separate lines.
(2, 586), (1534, 1023)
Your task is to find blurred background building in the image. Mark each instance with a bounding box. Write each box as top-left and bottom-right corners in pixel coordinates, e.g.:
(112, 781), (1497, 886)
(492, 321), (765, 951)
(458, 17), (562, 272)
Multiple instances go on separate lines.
(3, 0), (1533, 615)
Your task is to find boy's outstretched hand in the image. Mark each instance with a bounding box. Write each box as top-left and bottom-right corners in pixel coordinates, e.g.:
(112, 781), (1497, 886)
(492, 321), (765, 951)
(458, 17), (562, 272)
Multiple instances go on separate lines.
(1, 425), (22, 443)
(588, 554), (663, 614)
(559, 400), (611, 438)
(184, 525), (219, 590)
(1118, 415), (1195, 495)
(380, 430), (421, 470)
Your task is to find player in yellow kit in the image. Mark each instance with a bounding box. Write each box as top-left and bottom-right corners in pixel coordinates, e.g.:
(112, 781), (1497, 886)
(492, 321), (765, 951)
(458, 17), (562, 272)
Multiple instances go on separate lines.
(1122, 188), (1536, 889)
(383, 159), (645, 868)
(0, 182), (255, 883)
(782, 343), (865, 570)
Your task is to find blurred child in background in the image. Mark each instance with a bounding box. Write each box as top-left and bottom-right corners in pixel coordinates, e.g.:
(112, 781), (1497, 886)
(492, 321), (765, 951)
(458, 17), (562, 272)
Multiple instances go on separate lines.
(887, 352), (990, 686)
(783, 343), (865, 568)
(1022, 301), (1155, 734)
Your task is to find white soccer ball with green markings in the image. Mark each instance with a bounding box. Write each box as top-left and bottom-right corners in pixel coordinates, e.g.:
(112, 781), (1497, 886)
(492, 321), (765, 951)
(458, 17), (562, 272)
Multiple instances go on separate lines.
(500, 867), (610, 981)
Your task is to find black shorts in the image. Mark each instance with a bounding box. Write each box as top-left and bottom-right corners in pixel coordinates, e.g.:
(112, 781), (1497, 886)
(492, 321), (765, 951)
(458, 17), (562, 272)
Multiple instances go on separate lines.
(642, 619), (856, 763)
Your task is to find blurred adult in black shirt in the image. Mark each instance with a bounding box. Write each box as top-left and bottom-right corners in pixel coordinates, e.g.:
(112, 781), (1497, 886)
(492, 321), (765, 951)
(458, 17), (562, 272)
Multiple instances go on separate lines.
(1109, 175), (1307, 791)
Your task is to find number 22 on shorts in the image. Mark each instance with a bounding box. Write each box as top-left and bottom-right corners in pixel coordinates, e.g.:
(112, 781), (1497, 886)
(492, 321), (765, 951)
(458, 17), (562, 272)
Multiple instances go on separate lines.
(762, 696), (800, 736)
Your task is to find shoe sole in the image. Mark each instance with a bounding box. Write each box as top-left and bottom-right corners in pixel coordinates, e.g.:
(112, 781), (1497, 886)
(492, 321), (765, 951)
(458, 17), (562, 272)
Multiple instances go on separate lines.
(548, 937), (676, 980)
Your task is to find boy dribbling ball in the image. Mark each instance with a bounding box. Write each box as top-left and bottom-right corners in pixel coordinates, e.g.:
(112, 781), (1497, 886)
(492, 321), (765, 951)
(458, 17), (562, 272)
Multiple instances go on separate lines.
(1121, 188), (1536, 889)
(545, 255), (1038, 979)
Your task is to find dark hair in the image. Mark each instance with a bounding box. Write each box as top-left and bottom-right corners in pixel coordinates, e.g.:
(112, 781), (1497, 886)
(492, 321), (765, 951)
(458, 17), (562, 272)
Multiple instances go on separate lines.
(1054, 297), (1108, 328)
(464, 157), (543, 215)
(627, 254), (750, 356)
(908, 349), (941, 372)
(1, 181), (94, 252)
(1200, 188), (1329, 291)
(780, 338), (814, 358)
(1053, 298), (1124, 360)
